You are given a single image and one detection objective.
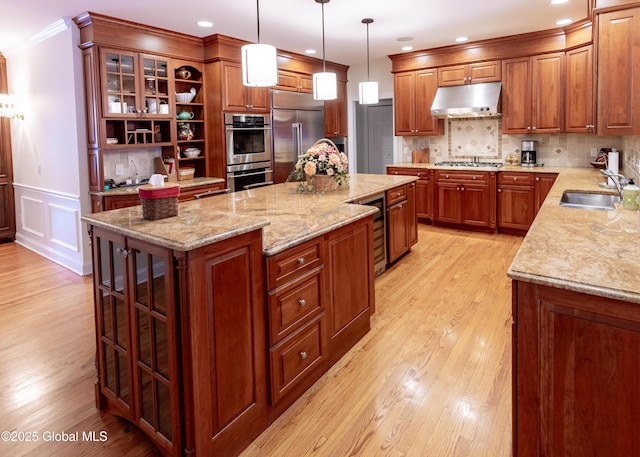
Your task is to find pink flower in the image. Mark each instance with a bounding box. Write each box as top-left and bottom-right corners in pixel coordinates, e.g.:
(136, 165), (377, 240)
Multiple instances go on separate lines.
(318, 154), (327, 162)
(328, 153), (341, 166)
(326, 168), (335, 176)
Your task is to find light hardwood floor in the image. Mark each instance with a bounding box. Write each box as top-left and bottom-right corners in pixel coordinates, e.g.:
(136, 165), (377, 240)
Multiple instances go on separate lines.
(0, 224), (521, 457)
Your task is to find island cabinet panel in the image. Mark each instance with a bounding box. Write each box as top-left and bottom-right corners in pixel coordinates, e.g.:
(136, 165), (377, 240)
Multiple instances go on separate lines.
(596, 7), (640, 135)
(265, 238), (328, 420)
(90, 226), (267, 457)
(186, 230), (267, 457)
(91, 228), (183, 457)
(325, 217), (375, 366)
(513, 281), (640, 457)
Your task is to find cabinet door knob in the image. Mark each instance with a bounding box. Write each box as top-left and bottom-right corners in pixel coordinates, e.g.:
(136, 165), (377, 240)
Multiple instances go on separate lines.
(300, 351), (308, 360)
(461, 187), (465, 191)
(498, 188), (502, 193)
(299, 298), (306, 307)
(532, 126), (537, 131)
(297, 257), (305, 265)
(116, 247), (129, 258)
(473, 176), (477, 180)
(514, 177), (518, 181)
(535, 177), (540, 181)
(445, 174), (449, 179)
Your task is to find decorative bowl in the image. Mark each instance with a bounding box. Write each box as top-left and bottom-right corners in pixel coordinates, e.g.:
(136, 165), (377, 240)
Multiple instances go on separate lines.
(183, 148), (201, 158)
(590, 160), (607, 169)
(176, 92), (196, 103)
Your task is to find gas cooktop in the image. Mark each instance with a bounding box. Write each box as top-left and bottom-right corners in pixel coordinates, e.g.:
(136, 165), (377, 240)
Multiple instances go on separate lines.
(434, 161), (503, 168)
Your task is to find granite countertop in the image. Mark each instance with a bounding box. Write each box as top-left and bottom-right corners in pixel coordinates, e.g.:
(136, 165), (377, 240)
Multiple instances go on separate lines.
(82, 173), (416, 255)
(388, 162), (569, 173)
(94, 177), (226, 197)
(505, 167), (640, 304)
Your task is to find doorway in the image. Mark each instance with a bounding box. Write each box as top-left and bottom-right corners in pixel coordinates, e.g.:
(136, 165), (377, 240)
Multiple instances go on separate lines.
(355, 98), (393, 174)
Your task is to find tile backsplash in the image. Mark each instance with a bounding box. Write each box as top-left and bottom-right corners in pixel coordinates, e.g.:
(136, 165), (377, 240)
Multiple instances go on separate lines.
(103, 148), (163, 183)
(397, 117), (625, 169)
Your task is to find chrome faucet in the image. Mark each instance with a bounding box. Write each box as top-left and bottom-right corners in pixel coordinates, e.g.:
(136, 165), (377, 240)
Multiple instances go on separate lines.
(600, 169), (628, 196)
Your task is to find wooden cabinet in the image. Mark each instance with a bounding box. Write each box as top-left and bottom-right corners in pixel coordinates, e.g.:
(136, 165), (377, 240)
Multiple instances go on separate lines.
(325, 218), (374, 366)
(0, 54), (15, 241)
(90, 225), (267, 457)
(565, 45), (595, 133)
(387, 167), (434, 220)
(497, 172), (536, 232)
(497, 172), (557, 233)
(437, 60), (501, 86)
(324, 80), (348, 137)
(274, 70), (313, 93)
(534, 173), (557, 211)
(393, 69), (443, 136)
(434, 170), (496, 230)
(502, 53), (564, 134)
(221, 61), (270, 113)
(265, 238), (327, 417)
(513, 280), (640, 457)
(173, 61), (208, 178)
(596, 7), (640, 135)
(386, 183), (418, 264)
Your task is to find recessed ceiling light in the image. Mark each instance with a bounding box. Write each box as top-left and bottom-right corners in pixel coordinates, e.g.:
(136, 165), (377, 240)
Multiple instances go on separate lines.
(455, 36), (468, 42)
(556, 18), (573, 25)
(305, 49), (316, 55)
(401, 46), (414, 52)
(550, 0), (569, 4)
(197, 20), (214, 28)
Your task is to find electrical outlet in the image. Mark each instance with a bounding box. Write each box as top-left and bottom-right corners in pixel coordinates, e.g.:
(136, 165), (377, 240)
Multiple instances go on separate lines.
(115, 164), (124, 175)
(590, 148), (598, 157)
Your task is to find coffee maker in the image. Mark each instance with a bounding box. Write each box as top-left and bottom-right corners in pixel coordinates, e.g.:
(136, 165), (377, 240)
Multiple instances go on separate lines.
(521, 140), (537, 167)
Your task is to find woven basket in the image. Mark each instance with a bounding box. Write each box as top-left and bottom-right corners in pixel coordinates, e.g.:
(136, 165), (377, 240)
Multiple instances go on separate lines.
(141, 197), (178, 220)
(306, 174), (339, 192)
(304, 138), (343, 192)
(139, 184), (180, 220)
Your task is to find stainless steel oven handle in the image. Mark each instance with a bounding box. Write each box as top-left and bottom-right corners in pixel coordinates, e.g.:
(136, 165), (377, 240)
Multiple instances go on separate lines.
(225, 126), (272, 131)
(243, 181), (274, 190)
(230, 169), (274, 178)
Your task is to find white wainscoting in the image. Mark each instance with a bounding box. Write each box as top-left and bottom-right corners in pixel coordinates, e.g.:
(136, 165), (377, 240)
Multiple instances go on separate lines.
(13, 183), (91, 276)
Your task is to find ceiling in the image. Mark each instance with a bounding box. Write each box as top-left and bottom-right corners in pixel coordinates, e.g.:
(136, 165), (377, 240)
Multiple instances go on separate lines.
(0, 0), (589, 67)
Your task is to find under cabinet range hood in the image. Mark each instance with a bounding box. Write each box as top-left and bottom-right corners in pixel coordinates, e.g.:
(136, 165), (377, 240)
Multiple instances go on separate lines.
(431, 81), (502, 118)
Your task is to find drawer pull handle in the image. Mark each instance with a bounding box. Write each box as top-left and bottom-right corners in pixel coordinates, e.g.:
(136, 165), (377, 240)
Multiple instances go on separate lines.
(300, 351), (308, 360)
(297, 257), (305, 265)
(445, 174), (450, 179)
(473, 176), (477, 180)
(299, 299), (306, 306)
(513, 177), (517, 181)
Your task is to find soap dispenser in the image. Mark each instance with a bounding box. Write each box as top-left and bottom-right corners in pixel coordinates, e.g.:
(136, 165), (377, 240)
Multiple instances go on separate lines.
(622, 178), (640, 210)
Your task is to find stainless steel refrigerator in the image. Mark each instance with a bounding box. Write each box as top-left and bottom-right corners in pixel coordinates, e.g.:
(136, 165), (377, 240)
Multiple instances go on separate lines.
(271, 90), (325, 183)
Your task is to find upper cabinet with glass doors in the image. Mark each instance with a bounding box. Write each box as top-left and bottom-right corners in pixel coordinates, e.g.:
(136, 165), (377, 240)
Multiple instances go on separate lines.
(101, 49), (172, 119)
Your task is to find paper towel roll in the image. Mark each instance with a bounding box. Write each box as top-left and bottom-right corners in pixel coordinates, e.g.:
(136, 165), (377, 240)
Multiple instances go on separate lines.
(608, 150), (619, 186)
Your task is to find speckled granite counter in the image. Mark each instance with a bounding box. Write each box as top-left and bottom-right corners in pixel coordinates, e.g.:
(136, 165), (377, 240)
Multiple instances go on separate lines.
(82, 173), (415, 255)
(505, 167), (640, 304)
(93, 176), (226, 197)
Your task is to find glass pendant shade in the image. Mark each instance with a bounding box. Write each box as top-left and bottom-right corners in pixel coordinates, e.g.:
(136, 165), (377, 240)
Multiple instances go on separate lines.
(359, 81), (378, 104)
(313, 72), (337, 100)
(241, 43), (277, 87)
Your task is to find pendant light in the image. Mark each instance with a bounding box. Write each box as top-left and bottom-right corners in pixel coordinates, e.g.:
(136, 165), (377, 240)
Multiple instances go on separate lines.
(359, 18), (379, 104)
(242, 0), (278, 87)
(313, 0), (337, 100)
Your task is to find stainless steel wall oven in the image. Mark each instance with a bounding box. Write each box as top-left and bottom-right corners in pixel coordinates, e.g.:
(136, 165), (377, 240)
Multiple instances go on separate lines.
(225, 113), (273, 191)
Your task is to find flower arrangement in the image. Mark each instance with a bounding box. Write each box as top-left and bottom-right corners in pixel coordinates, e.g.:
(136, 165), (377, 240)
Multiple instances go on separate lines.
(294, 139), (349, 191)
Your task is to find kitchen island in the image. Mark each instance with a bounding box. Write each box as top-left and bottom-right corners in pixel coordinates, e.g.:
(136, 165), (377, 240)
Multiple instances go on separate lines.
(82, 173), (417, 457)
(506, 168), (640, 457)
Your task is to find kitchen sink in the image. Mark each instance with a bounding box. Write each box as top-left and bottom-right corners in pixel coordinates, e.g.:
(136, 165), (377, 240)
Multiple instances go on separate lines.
(434, 161), (503, 168)
(559, 191), (620, 210)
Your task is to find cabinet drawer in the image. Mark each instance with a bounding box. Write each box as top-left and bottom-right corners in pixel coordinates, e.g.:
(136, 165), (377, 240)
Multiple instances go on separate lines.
(387, 168), (430, 180)
(268, 266), (323, 344)
(498, 172), (534, 186)
(386, 185), (407, 206)
(435, 170), (490, 184)
(267, 238), (323, 289)
(269, 313), (326, 404)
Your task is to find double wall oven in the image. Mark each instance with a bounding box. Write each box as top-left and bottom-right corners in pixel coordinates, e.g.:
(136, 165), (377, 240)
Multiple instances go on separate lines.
(225, 113), (274, 192)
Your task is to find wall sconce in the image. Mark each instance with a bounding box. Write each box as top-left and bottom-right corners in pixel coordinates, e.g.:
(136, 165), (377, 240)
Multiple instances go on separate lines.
(312, 0), (337, 101)
(0, 94), (23, 119)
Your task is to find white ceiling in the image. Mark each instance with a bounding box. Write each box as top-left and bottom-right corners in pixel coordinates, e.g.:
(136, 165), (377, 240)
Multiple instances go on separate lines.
(0, 0), (589, 67)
